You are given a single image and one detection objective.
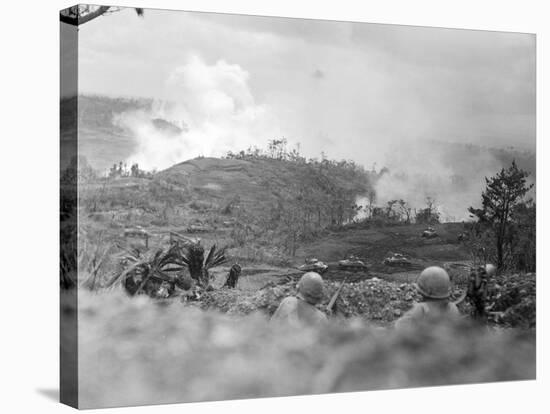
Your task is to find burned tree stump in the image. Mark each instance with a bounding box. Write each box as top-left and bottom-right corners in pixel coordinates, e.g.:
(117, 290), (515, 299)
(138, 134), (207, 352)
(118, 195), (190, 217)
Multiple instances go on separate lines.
(466, 266), (489, 322)
(223, 264), (242, 288)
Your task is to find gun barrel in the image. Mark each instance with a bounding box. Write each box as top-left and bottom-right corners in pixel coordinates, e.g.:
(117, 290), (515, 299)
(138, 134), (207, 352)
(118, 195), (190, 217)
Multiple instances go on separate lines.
(327, 277), (347, 311)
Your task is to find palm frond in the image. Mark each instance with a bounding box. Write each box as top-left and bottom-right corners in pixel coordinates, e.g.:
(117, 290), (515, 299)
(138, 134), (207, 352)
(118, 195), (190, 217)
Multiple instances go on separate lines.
(207, 247), (227, 269)
(105, 260), (144, 288)
(204, 244), (217, 268)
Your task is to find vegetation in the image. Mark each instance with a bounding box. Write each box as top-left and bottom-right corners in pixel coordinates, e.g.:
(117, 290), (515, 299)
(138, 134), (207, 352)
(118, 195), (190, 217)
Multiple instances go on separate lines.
(468, 161), (535, 271)
(104, 242), (227, 297)
(415, 197), (441, 225)
(224, 139), (376, 254)
(60, 5), (143, 26)
(105, 245), (186, 296)
(179, 243), (227, 288)
(108, 161), (154, 179)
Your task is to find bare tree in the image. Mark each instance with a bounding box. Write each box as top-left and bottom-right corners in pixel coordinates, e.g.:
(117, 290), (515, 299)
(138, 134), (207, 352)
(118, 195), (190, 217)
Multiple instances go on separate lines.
(365, 189), (377, 219)
(60, 5), (144, 26)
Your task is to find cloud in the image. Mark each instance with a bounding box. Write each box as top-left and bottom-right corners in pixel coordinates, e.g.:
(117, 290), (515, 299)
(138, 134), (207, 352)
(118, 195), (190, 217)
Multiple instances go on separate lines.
(79, 7), (535, 165)
(115, 55), (281, 170)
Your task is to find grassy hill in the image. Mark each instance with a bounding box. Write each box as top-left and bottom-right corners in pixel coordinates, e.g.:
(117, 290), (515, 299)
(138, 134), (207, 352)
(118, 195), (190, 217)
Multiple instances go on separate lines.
(159, 156), (370, 215)
(78, 155), (371, 248)
(76, 154), (476, 292)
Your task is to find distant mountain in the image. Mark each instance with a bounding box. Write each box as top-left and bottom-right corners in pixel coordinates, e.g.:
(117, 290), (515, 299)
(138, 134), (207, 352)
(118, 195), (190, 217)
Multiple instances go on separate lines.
(427, 140), (535, 177)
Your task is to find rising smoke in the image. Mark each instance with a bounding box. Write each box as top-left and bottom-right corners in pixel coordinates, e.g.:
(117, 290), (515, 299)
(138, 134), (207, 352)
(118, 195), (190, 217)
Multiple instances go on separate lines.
(360, 140), (534, 222)
(115, 54), (282, 170)
(113, 55), (534, 222)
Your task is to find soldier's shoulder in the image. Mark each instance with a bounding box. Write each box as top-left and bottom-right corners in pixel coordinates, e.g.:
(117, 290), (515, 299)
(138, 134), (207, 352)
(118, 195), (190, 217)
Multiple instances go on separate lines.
(447, 301), (460, 314)
(399, 302), (426, 319)
(278, 296), (298, 308)
(410, 302), (428, 314)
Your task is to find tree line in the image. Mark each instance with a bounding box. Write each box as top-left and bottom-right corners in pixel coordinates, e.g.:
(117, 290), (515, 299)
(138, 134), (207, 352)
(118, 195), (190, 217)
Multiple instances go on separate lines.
(225, 139), (376, 255)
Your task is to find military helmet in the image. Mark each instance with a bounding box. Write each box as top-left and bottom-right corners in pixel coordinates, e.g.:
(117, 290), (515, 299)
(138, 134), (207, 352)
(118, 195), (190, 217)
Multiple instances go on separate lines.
(298, 272), (324, 304)
(415, 266), (451, 299)
(485, 264), (497, 278)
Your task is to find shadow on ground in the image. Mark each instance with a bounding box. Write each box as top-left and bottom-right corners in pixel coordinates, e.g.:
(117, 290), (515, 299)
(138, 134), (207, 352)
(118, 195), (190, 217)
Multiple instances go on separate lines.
(36, 388), (59, 402)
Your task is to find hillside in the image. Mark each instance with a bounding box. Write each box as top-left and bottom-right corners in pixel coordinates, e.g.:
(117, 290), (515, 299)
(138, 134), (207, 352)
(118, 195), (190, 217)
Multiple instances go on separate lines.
(78, 155), (373, 257)
(76, 154), (476, 294)
(158, 156), (371, 215)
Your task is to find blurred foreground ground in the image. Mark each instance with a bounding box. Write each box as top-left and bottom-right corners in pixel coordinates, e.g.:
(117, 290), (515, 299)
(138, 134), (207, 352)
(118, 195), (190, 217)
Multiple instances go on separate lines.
(66, 291), (535, 409)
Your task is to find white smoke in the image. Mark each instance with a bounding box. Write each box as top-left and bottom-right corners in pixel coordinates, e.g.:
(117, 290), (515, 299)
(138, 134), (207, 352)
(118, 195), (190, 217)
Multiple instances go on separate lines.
(371, 140), (504, 222)
(115, 54), (281, 170)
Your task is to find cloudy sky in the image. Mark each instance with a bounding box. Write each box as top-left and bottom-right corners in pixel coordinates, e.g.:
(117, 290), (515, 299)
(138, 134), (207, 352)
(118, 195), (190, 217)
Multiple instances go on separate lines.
(78, 7), (535, 168)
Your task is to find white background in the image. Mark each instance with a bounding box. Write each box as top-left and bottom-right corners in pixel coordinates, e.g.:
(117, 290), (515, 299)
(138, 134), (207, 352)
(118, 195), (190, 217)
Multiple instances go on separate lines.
(0, 0), (546, 412)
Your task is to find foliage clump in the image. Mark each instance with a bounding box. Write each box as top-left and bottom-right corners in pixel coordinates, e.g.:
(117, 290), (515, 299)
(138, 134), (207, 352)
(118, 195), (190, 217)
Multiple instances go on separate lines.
(468, 161), (535, 271)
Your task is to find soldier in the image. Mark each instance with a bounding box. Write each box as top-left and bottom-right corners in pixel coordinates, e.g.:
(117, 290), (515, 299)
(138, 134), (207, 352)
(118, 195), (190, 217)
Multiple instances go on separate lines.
(271, 272), (328, 327)
(395, 266), (460, 329)
(467, 263), (497, 321)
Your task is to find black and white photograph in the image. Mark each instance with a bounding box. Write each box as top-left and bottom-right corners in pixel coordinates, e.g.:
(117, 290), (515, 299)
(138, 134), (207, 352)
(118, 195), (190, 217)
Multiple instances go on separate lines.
(58, 3), (537, 410)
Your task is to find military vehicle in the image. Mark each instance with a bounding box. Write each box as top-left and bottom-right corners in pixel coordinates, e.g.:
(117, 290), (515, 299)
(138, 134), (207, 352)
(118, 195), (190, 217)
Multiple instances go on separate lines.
(421, 227), (438, 238)
(383, 252), (412, 267)
(298, 258), (329, 273)
(338, 255), (368, 271)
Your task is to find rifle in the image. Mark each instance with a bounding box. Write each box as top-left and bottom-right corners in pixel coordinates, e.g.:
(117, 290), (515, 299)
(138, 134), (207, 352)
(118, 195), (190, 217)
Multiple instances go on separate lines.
(327, 277), (347, 314)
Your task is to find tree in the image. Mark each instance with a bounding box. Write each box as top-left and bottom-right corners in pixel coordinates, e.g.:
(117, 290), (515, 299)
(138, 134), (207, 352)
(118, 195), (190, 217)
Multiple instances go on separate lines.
(385, 199), (411, 223)
(509, 201), (536, 271)
(468, 161), (533, 270)
(60, 5), (144, 26)
(365, 189), (377, 219)
(415, 197), (440, 225)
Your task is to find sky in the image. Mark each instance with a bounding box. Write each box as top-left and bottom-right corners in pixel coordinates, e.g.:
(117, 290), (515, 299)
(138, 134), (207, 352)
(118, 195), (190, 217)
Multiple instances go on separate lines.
(77, 7), (535, 171)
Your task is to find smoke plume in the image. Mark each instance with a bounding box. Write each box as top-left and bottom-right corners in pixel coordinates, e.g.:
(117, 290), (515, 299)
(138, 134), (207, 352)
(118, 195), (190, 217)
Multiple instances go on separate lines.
(114, 55), (281, 170)
(366, 140), (533, 222)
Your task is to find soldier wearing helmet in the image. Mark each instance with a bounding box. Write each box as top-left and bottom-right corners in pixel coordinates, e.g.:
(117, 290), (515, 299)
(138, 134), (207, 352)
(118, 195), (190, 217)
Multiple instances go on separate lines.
(395, 266), (460, 329)
(467, 263), (497, 320)
(271, 272), (328, 327)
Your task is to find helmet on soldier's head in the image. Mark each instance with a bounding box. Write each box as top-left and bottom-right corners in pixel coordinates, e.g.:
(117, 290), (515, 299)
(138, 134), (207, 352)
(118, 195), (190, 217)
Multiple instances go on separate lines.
(485, 264), (497, 277)
(415, 266), (451, 299)
(298, 272), (324, 304)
